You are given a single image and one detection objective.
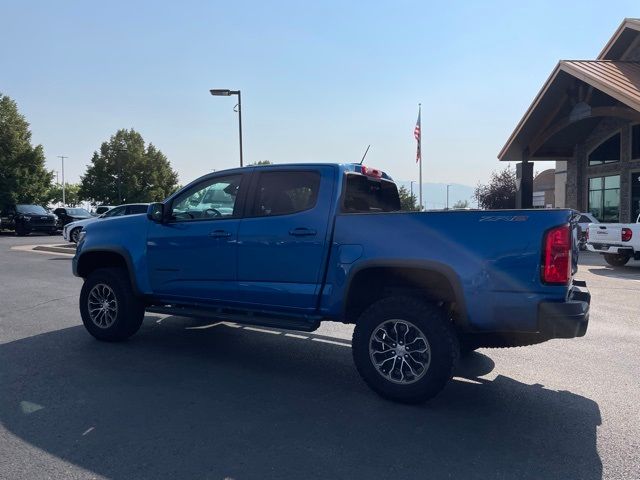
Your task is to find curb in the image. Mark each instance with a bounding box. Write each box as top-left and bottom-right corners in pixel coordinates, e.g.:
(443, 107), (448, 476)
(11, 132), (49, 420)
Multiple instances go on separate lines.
(11, 244), (76, 256)
(33, 245), (76, 255)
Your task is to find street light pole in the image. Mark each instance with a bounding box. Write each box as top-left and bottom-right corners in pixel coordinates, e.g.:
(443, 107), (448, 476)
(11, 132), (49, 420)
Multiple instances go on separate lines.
(115, 146), (127, 204)
(236, 90), (243, 167)
(210, 89), (243, 167)
(57, 155), (68, 205)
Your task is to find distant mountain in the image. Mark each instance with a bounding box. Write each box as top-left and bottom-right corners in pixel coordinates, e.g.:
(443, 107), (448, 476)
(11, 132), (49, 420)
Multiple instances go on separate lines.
(395, 181), (476, 209)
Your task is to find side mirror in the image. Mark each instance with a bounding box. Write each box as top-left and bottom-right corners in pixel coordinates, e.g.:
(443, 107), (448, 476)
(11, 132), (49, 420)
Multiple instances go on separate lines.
(147, 203), (165, 222)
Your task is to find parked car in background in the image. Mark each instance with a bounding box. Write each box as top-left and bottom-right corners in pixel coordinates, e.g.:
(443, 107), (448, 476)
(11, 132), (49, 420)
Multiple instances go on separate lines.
(93, 205), (115, 216)
(586, 214), (640, 266)
(53, 207), (93, 229)
(72, 163), (590, 404)
(63, 203), (149, 243)
(0, 204), (58, 236)
(576, 212), (598, 250)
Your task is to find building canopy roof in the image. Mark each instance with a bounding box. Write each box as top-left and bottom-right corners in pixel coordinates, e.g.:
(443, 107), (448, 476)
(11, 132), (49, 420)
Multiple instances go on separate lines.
(499, 19), (640, 162)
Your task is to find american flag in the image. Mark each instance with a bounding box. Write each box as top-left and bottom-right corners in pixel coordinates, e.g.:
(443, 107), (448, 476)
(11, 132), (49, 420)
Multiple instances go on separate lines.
(414, 106), (421, 163)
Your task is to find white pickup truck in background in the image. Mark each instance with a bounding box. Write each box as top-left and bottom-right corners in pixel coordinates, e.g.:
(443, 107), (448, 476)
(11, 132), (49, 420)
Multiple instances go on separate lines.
(587, 214), (640, 266)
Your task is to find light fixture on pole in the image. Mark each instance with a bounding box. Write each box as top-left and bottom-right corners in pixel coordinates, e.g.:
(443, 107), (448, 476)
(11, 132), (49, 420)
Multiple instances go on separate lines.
(210, 89), (243, 167)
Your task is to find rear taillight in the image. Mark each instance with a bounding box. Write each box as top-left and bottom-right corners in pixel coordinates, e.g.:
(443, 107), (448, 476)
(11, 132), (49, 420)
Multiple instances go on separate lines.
(622, 228), (633, 242)
(585, 227), (589, 241)
(542, 224), (571, 284)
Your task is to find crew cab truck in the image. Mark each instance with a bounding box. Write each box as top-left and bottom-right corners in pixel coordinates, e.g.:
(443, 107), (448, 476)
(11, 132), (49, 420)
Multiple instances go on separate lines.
(73, 163), (590, 403)
(586, 215), (640, 266)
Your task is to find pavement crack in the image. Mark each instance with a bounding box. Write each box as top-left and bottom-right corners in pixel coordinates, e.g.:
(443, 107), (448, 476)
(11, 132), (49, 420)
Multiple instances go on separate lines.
(11, 295), (77, 314)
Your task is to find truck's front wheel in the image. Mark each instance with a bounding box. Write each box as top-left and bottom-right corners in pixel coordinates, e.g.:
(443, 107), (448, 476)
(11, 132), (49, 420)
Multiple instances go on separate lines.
(352, 296), (459, 403)
(604, 253), (630, 267)
(80, 267), (145, 342)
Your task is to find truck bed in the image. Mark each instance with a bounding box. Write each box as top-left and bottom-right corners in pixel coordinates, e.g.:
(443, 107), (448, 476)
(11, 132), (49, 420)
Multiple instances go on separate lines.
(321, 208), (578, 332)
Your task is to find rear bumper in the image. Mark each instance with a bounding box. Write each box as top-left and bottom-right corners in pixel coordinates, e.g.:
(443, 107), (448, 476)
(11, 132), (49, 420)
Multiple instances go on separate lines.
(537, 281), (590, 339)
(586, 243), (633, 255)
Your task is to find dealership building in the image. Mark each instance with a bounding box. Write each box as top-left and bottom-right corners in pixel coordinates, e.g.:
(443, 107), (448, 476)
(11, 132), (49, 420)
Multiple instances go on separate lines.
(500, 18), (640, 222)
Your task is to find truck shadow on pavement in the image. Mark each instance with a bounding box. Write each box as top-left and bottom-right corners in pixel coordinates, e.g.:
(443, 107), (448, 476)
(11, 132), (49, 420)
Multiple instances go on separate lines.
(0, 317), (603, 480)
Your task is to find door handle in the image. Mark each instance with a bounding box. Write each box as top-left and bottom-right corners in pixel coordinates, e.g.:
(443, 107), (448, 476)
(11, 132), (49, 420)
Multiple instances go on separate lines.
(289, 227), (317, 236)
(209, 230), (232, 238)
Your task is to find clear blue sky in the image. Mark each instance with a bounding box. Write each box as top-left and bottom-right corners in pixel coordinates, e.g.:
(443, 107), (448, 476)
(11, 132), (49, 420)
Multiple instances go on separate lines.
(1, 0), (639, 189)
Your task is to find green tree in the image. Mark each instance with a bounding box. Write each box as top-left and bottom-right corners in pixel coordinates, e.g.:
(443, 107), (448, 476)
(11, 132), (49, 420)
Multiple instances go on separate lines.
(398, 185), (419, 211)
(79, 129), (178, 204)
(452, 199), (470, 209)
(249, 160), (273, 165)
(474, 166), (516, 210)
(0, 93), (53, 206)
(47, 182), (82, 206)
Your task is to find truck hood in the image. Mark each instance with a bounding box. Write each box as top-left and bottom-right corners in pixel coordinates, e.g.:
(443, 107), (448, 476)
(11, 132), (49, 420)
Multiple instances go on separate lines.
(82, 213), (148, 238)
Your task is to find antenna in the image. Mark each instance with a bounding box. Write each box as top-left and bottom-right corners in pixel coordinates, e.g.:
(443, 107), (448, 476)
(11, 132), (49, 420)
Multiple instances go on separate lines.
(359, 145), (371, 165)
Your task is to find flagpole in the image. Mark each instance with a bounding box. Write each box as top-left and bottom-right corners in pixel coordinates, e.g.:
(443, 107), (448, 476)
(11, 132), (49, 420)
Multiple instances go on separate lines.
(418, 103), (422, 210)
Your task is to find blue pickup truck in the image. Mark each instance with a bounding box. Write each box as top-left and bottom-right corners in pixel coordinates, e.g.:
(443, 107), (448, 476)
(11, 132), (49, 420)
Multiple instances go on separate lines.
(73, 163), (590, 403)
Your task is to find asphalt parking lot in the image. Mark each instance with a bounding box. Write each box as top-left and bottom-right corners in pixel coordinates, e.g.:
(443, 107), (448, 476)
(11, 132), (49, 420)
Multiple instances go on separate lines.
(1, 233), (639, 480)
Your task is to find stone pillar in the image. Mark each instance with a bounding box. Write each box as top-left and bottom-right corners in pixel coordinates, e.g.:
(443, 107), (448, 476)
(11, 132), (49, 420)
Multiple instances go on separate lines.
(554, 161), (567, 208)
(516, 161), (533, 209)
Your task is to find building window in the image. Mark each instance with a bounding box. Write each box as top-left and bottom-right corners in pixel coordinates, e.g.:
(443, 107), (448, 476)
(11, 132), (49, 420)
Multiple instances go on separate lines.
(588, 133), (621, 165)
(588, 175), (620, 222)
(632, 125), (640, 160)
(631, 171), (640, 222)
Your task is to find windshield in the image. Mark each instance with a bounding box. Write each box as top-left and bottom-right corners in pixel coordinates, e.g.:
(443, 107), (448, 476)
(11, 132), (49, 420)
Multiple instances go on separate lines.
(16, 205), (48, 215)
(66, 208), (91, 216)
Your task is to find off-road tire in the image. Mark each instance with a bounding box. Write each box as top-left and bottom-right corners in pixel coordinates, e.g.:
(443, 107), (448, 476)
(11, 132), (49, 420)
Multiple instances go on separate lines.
(604, 253), (630, 267)
(80, 267), (145, 342)
(352, 296), (459, 404)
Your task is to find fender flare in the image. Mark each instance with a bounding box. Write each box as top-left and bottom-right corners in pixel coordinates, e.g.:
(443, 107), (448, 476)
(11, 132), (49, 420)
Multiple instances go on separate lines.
(342, 259), (469, 328)
(74, 245), (142, 296)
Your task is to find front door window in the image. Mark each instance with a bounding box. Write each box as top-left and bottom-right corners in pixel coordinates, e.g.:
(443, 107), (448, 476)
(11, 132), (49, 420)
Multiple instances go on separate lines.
(171, 175), (242, 221)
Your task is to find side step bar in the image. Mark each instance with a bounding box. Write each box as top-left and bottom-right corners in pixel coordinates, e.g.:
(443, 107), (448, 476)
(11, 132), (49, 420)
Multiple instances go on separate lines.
(146, 304), (322, 332)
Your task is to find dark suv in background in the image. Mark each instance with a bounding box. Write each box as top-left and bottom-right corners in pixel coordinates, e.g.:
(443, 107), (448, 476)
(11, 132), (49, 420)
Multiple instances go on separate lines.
(0, 204), (58, 236)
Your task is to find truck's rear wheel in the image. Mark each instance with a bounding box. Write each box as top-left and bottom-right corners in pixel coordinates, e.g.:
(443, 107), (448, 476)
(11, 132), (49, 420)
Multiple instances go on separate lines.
(352, 296), (459, 404)
(80, 267), (145, 342)
(604, 253), (630, 267)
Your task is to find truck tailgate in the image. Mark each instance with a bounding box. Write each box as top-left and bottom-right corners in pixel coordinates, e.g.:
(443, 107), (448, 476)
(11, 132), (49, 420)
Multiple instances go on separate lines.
(588, 223), (622, 245)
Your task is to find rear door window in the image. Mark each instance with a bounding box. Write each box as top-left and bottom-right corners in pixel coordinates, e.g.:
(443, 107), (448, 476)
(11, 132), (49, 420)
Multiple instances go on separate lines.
(250, 171), (321, 217)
